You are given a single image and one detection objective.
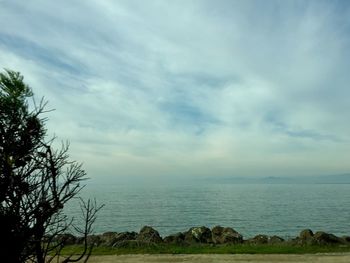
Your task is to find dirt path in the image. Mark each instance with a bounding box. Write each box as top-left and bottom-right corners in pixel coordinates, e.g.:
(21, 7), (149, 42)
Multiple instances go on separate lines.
(80, 253), (350, 263)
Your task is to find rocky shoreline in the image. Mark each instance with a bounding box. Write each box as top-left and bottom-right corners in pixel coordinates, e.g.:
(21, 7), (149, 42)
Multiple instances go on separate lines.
(55, 226), (350, 248)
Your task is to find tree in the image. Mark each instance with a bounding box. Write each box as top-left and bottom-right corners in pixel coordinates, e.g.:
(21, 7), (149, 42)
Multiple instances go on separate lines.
(0, 70), (102, 263)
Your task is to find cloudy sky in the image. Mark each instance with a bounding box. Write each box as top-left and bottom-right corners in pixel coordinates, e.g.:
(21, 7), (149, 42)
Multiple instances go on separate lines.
(1, 0), (350, 179)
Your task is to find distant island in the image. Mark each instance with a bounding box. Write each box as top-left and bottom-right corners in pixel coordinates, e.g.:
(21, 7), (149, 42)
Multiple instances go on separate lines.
(204, 173), (350, 184)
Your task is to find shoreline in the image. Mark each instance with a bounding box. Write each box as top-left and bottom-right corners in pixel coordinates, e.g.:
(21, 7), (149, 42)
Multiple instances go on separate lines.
(57, 225), (350, 248)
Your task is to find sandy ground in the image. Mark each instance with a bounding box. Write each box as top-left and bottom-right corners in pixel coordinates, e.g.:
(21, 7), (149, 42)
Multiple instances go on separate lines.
(72, 253), (350, 263)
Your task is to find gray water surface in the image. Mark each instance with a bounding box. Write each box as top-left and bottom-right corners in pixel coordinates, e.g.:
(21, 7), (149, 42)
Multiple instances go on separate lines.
(66, 182), (350, 238)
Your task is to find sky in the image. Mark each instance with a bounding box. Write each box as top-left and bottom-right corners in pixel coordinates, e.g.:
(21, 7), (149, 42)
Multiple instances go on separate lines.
(1, 0), (350, 179)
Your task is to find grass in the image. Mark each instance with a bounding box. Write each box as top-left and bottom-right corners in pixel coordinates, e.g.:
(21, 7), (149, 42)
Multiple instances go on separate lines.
(60, 243), (350, 255)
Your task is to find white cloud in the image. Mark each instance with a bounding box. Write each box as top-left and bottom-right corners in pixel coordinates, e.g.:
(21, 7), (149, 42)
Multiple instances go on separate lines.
(1, 0), (350, 178)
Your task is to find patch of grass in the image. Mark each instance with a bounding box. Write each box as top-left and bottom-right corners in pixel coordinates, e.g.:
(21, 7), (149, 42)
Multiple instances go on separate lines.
(60, 243), (350, 255)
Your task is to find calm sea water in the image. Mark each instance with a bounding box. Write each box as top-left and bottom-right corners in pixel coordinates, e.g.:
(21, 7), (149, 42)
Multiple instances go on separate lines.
(65, 182), (350, 238)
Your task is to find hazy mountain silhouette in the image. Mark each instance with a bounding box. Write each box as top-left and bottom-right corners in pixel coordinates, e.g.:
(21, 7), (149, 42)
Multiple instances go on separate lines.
(206, 174), (350, 184)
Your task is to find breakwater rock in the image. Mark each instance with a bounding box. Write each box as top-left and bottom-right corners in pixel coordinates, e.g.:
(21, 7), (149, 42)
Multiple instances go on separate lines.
(55, 226), (350, 247)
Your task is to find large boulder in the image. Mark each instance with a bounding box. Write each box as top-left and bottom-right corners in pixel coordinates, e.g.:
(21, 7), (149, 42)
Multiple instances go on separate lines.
(300, 229), (314, 240)
(164, 232), (186, 245)
(313, 231), (343, 245)
(137, 226), (163, 243)
(99, 232), (119, 246)
(211, 226), (243, 244)
(185, 226), (212, 243)
(297, 230), (343, 245)
(246, 234), (269, 244)
(298, 229), (315, 245)
(110, 231), (138, 246)
(86, 235), (101, 246)
(342, 236), (350, 243)
(269, 235), (284, 244)
(294, 229), (316, 245)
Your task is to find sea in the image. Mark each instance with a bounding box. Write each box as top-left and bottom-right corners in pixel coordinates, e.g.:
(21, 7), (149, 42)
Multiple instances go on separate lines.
(65, 179), (350, 239)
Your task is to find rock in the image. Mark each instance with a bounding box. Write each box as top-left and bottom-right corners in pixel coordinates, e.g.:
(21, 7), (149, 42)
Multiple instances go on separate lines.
(110, 231), (138, 246)
(342, 236), (350, 243)
(297, 229), (315, 245)
(164, 232), (186, 245)
(211, 226), (243, 244)
(137, 226), (163, 243)
(113, 240), (157, 248)
(185, 226), (212, 243)
(86, 235), (101, 246)
(269, 235), (284, 244)
(247, 234), (269, 244)
(101, 231), (118, 238)
(300, 229), (314, 240)
(313, 231), (342, 245)
(99, 232), (119, 246)
(64, 226), (350, 248)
